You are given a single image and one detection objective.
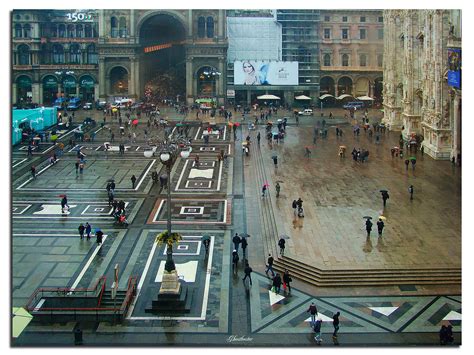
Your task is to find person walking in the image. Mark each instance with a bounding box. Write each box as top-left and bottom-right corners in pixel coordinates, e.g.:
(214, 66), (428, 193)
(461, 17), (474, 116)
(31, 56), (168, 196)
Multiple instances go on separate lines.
(411, 159), (417, 171)
(404, 159), (410, 171)
(265, 253), (275, 277)
(296, 198), (303, 210)
(283, 269), (292, 293)
(262, 183), (267, 197)
(241, 236), (248, 259)
(275, 182), (281, 198)
(314, 317), (323, 345)
(131, 174), (137, 189)
(30, 165), (36, 180)
(272, 156), (278, 168)
(307, 302), (318, 323)
(272, 273), (282, 294)
(377, 218), (385, 237)
(365, 219), (373, 237)
(78, 223), (85, 240)
(257, 132), (261, 146)
(232, 233), (241, 252)
(408, 185), (414, 200)
(85, 222), (92, 240)
(232, 250), (239, 274)
(292, 200), (298, 215)
(61, 195), (69, 213)
(96, 229), (104, 245)
(242, 262), (253, 286)
(332, 311), (340, 339)
(79, 161), (85, 174)
(381, 191), (389, 207)
(278, 237), (286, 256)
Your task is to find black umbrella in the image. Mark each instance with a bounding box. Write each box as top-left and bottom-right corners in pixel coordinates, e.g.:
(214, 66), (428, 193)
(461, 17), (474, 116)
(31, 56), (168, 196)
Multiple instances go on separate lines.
(201, 235), (210, 242)
(107, 178), (115, 182)
(240, 233), (250, 238)
(379, 189), (388, 193)
(363, 216), (372, 220)
(272, 155), (278, 159)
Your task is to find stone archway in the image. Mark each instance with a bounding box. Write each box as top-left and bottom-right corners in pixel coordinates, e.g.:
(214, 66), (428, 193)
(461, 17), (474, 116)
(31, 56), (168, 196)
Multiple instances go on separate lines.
(109, 66), (129, 96)
(337, 76), (353, 96)
(354, 77), (370, 97)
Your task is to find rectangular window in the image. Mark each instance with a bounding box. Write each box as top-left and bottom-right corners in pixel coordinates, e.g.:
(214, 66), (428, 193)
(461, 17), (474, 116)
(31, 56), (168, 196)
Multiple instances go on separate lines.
(377, 54), (383, 67)
(378, 16), (383, 22)
(342, 16), (348, 22)
(342, 29), (348, 39)
(360, 16), (366, 22)
(378, 28), (384, 40)
(360, 54), (367, 67)
(360, 29), (366, 39)
(324, 28), (331, 39)
(324, 16), (330, 22)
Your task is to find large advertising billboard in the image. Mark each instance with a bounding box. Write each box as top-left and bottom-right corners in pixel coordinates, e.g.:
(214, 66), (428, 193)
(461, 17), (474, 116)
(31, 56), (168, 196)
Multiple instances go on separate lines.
(447, 48), (461, 89)
(234, 61), (298, 86)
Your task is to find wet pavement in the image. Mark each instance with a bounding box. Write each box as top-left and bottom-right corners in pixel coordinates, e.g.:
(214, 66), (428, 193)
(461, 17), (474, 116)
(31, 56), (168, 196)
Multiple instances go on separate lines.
(11, 107), (461, 346)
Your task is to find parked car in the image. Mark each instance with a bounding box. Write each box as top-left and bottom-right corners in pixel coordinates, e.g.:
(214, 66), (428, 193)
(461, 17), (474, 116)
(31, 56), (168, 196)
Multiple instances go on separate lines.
(83, 117), (96, 126)
(67, 97), (82, 110)
(95, 101), (107, 110)
(53, 97), (68, 111)
(83, 102), (93, 110)
(343, 101), (365, 110)
(298, 108), (314, 116)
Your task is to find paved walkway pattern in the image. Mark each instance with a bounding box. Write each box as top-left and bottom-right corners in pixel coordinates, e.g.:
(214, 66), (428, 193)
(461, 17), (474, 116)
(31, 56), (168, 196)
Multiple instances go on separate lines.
(11, 107), (461, 346)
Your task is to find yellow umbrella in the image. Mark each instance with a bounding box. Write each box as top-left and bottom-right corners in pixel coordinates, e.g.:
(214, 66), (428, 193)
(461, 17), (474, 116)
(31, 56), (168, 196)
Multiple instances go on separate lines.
(12, 307), (33, 338)
(378, 216), (387, 221)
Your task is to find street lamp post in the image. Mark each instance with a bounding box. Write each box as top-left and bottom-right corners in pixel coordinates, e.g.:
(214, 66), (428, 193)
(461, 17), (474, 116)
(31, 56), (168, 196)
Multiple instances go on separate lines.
(154, 136), (191, 295)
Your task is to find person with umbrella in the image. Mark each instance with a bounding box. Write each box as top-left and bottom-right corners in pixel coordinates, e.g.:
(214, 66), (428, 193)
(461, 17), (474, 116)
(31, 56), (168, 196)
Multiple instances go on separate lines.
(408, 185), (414, 200)
(377, 217), (385, 237)
(278, 237), (286, 256)
(380, 190), (389, 207)
(411, 158), (417, 171)
(365, 218), (373, 237)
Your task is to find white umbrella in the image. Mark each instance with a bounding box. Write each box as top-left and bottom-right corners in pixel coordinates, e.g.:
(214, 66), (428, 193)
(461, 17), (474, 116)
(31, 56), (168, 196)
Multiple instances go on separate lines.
(356, 96), (375, 101)
(336, 94), (353, 100)
(257, 94), (280, 100)
(319, 94), (335, 100)
(295, 95), (312, 100)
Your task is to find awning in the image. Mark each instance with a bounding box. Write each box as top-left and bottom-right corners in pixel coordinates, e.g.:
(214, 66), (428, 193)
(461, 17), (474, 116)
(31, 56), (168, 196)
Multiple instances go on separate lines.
(336, 94), (353, 100)
(319, 94), (334, 100)
(295, 95), (311, 100)
(257, 94), (280, 100)
(356, 96), (375, 101)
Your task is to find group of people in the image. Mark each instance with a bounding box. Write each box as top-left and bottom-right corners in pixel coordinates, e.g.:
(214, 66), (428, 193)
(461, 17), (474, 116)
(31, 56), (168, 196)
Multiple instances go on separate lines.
(292, 198), (304, 218)
(307, 302), (341, 345)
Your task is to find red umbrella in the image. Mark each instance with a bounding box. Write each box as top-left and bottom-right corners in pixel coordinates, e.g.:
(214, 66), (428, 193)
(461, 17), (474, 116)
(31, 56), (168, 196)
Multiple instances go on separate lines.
(132, 119), (139, 125)
(234, 122), (241, 127)
(59, 194), (66, 198)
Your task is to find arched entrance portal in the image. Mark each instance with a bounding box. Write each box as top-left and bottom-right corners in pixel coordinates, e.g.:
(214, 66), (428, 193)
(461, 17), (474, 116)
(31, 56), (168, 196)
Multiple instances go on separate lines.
(16, 75), (32, 103)
(197, 66), (218, 97)
(110, 67), (128, 96)
(337, 76), (353, 96)
(139, 14), (186, 103)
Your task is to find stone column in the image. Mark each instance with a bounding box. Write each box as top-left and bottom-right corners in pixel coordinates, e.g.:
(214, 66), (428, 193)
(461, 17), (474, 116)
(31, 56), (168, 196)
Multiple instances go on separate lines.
(130, 9), (135, 40)
(246, 90), (251, 105)
(99, 58), (106, 100)
(99, 10), (105, 37)
(12, 84), (17, 104)
(32, 83), (40, 104)
(219, 10), (225, 38)
(452, 93), (460, 160)
(188, 10), (193, 38)
(94, 84), (99, 102)
(39, 84), (43, 105)
(75, 84), (80, 98)
(186, 58), (193, 105)
(129, 59), (135, 98)
(217, 58), (225, 105)
(134, 57), (140, 99)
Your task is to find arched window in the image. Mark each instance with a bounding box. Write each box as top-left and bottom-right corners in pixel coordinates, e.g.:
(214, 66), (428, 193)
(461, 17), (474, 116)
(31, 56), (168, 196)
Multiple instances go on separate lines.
(18, 45), (30, 65)
(76, 24), (83, 38)
(323, 54), (331, 66)
(359, 54), (367, 67)
(85, 24), (92, 38)
(206, 17), (214, 38)
(197, 17), (205, 38)
(40, 44), (51, 64)
(15, 24), (22, 38)
(111, 16), (118, 38)
(86, 44), (98, 64)
(58, 24), (66, 38)
(23, 24), (31, 38)
(119, 17), (127, 37)
(52, 44), (65, 64)
(70, 44), (81, 64)
(342, 54), (349, 66)
(67, 24), (75, 37)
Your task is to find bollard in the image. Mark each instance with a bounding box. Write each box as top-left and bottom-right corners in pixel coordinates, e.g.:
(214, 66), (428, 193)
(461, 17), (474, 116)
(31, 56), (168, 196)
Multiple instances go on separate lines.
(74, 328), (83, 345)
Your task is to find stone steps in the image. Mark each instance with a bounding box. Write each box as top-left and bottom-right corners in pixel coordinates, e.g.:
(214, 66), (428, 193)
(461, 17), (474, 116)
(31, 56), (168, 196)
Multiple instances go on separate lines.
(273, 256), (461, 287)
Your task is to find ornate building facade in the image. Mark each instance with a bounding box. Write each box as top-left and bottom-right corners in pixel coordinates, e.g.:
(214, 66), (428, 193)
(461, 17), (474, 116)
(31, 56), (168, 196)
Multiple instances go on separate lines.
(319, 10), (384, 103)
(12, 9), (228, 106)
(382, 9), (462, 160)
